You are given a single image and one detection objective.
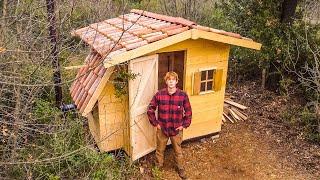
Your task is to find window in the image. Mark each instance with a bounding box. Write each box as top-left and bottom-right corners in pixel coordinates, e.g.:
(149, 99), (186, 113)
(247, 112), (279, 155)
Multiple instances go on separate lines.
(193, 68), (224, 95)
(200, 69), (215, 92)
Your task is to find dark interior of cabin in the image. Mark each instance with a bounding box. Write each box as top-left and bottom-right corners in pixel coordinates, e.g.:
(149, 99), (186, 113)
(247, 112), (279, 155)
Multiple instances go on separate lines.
(158, 51), (185, 90)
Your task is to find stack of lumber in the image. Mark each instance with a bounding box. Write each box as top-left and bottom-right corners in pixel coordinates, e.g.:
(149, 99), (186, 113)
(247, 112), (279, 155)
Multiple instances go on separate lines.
(222, 97), (248, 124)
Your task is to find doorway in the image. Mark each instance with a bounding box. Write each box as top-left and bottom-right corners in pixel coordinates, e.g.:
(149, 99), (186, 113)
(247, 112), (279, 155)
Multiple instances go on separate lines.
(158, 51), (185, 90)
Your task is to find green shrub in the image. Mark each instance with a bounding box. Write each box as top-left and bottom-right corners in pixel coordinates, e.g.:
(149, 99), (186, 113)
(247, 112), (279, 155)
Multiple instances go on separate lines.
(282, 106), (319, 143)
(300, 108), (320, 142)
(3, 99), (139, 179)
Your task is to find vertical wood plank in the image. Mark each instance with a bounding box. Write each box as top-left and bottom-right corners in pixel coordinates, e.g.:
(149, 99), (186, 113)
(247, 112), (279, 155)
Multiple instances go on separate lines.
(214, 69), (223, 91)
(193, 71), (201, 95)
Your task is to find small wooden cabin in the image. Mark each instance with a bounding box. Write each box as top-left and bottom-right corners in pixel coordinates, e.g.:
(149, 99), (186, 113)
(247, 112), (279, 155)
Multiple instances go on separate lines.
(69, 9), (261, 161)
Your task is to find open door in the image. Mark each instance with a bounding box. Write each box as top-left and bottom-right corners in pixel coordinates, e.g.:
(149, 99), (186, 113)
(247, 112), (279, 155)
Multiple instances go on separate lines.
(158, 51), (185, 90)
(128, 54), (158, 161)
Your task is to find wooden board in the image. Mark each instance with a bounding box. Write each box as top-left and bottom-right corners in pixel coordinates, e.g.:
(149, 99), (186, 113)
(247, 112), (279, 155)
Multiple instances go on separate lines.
(105, 30), (192, 68)
(193, 72), (201, 95)
(229, 108), (241, 121)
(106, 29), (261, 68)
(224, 99), (248, 110)
(214, 69), (223, 91)
(128, 54), (158, 161)
(231, 107), (248, 120)
(222, 115), (226, 122)
(223, 112), (234, 123)
(193, 29), (262, 50)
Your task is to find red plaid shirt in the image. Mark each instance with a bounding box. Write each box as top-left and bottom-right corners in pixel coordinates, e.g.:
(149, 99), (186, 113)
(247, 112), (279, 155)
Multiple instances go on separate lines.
(147, 88), (192, 137)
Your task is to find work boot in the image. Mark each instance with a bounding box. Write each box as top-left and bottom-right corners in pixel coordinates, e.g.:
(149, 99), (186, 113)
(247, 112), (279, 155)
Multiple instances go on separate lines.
(177, 168), (188, 179)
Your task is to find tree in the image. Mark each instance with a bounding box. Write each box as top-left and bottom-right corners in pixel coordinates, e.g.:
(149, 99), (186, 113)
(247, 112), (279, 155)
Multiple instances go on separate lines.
(46, 0), (62, 107)
(281, 0), (299, 23)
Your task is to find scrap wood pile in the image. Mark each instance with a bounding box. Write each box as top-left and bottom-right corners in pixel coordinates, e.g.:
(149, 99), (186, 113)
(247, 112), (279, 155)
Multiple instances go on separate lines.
(222, 93), (248, 124)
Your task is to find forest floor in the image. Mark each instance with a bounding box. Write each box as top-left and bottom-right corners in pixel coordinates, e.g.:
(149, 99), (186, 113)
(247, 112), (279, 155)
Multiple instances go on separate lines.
(137, 81), (320, 180)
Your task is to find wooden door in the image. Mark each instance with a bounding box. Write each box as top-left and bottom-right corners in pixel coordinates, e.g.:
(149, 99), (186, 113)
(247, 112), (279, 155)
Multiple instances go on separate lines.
(128, 54), (158, 161)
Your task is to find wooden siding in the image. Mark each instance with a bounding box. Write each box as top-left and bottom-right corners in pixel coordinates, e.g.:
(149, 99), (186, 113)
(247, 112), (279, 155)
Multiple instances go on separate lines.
(94, 38), (229, 154)
(87, 108), (101, 148)
(96, 80), (128, 152)
(152, 38), (230, 140)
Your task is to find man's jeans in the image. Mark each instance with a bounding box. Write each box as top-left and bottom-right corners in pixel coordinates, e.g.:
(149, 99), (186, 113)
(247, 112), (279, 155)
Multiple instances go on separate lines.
(155, 128), (184, 170)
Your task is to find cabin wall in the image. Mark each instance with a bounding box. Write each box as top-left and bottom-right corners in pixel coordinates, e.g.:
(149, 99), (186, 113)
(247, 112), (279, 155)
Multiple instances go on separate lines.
(92, 80), (128, 152)
(88, 38), (229, 152)
(87, 106), (101, 147)
(152, 39), (230, 140)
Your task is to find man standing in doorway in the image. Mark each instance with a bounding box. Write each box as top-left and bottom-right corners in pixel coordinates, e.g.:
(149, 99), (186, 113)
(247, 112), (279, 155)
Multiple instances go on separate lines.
(147, 71), (192, 179)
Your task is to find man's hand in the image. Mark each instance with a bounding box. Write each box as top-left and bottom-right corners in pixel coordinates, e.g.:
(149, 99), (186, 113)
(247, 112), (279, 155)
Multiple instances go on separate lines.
(175, 126), (183, 131)
(156, 124), (161, 130)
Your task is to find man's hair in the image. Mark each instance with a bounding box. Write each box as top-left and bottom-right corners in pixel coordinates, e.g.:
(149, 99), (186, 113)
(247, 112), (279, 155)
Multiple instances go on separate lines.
(164, 71), (179, 82)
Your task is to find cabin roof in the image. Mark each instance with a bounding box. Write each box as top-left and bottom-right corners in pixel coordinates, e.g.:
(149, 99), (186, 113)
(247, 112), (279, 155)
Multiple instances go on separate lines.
(70, 9), (262, 116)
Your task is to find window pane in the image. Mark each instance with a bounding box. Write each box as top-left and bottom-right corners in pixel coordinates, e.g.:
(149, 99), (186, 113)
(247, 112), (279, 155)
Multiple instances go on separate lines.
(200, 82), (206, 91)
(208, 70), (214, 79)
(201, 71), (207, 81)
(207, 81), (213, 90)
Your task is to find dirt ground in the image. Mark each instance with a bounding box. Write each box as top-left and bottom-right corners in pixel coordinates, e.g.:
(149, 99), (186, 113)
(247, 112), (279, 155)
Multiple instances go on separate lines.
(137, 82), (320, 180)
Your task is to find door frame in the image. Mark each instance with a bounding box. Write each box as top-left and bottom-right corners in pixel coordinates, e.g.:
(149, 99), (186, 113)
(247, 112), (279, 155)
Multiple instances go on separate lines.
(157, 50), (187, 91)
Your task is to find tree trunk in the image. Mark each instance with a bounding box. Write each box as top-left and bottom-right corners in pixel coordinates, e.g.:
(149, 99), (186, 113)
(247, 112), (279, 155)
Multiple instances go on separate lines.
(46, 0), (62, 107)
(11, 78), (21, 160)
(2, 0), (7, 22)
(1, 0), (8, 40)
(316, 103), (320, 135)
(10, 0), (23, 160)
(280, 0), (299, 24)
(261, 68), (266, 89)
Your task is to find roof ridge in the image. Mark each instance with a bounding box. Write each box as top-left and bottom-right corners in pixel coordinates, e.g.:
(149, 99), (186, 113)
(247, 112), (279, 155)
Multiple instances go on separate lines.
(130, 9), (196, 27)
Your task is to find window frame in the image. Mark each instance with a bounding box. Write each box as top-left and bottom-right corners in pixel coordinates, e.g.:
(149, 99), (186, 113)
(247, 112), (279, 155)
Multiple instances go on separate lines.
(198, 67), (216, 95)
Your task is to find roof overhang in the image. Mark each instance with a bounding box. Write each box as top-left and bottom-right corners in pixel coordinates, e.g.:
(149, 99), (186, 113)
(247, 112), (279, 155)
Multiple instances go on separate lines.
(193, 29), (262, 50)
(104, 29), (261, 68)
